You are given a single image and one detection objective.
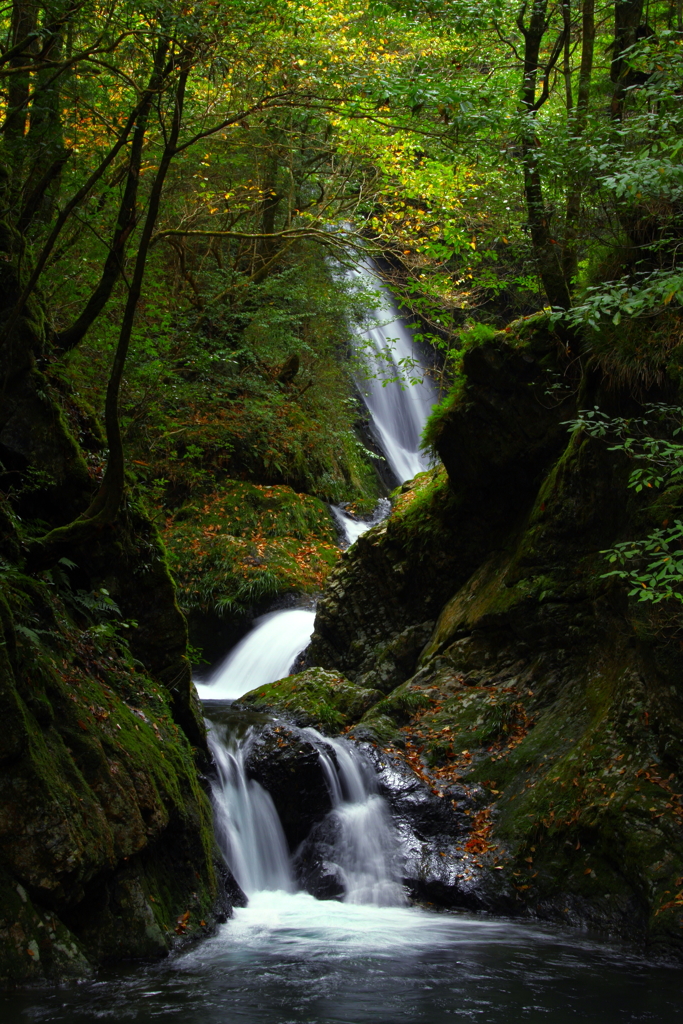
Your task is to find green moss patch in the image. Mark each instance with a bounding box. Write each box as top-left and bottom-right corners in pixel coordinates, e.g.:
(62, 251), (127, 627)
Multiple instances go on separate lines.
(0, 550), (220, 983)
(238, 666), (383, 734)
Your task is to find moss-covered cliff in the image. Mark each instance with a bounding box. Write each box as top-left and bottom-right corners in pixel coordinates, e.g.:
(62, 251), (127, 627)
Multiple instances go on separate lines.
(251, 318), (683, 958)
(0, 202), (231, 987)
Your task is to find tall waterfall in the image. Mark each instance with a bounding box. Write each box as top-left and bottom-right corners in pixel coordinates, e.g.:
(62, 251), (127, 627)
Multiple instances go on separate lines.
(207, 721), (404, 906)
(196, 262), (436, 702)
(196, 259), (435, 907)
(347, 260), (438, 484)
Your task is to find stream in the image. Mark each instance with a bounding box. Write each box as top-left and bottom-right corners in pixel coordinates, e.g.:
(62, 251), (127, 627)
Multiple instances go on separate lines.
(4, 265), (682, 1022)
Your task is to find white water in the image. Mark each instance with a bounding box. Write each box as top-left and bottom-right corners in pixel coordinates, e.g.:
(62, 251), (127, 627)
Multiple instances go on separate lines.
(207, 722), (404, 907)
(330, 497), (391, 548)
(348, 260), (438, 483)
(302, 727), (405, 906)
(209, 727), (293, 895)
(210, 888), (494, 954)
(194, 609), (316, 700)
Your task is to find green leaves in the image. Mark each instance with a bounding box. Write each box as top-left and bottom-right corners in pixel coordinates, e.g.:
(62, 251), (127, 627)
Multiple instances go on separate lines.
(602, 523), (683, 605)
(551, 271), (683, 334)
(564, 405), (683, 493)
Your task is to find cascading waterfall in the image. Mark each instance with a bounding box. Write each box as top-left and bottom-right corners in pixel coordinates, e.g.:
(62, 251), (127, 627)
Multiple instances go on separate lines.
(302, 727), (405, 906)
(196, 261), (435, 702)
(208, 723), (293, 895)
(195, 608), (316, 701)
(207, 721), (404, 907)
(346, 259), (438, 484)
(330, 497), (391, 549)
(196, 255), (435, 912)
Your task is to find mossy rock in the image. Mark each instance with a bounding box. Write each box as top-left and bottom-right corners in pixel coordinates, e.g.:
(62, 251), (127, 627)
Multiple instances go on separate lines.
(0, 519), (226, 986)
(165, 481), (340, 660)
(305, 317), (683, 954)
(238, 666), (383, 734)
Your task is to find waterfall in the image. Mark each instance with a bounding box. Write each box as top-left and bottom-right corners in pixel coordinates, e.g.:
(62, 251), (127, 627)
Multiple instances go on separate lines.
(302, 728), (406, 906)
(330, 497), (391, 549)
(196, 258), (432, 912)
(347, 259), (438, 484)
(207, 721), (404, 906)
(195, 608), (316, 701)
(208, 724), (293, 895)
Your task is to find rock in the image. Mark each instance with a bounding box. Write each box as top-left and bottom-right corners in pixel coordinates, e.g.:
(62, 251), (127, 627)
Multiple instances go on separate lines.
(302, 322), (683, 956)
(244, 724), (333, 850)
(238, 666), (383, 733)
(276, 352), (300, 384)
(293, 815), (346, 900)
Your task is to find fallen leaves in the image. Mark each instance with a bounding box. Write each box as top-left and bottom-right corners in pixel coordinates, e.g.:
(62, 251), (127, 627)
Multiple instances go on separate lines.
(175, 910), (191, 935)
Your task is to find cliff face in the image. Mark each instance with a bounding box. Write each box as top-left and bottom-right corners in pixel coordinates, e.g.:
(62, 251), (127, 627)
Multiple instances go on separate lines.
(263, 319), (683, 956)
(0, 200), (228, 987)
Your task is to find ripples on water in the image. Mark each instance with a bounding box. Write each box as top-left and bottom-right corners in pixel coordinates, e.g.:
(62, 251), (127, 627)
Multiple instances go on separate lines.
(3, 893), (680, 1023)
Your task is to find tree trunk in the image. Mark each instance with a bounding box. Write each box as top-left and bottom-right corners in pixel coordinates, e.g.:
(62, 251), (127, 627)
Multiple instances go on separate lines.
(610, 0), (644, 119)
(562, 0), (595, 284)
(4, 0), (37, 144)
(54, 38), (170, 351)
(518, 0), (573, 311)
(27, 51), (192, 567)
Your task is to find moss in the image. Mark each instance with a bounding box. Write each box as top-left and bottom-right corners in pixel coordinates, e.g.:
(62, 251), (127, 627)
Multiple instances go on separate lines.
(305, 327), (683, 951)
(387, 465), (458, 553)
(360, 680), (433, 729)
(239, 666), (383, 734)
(164, 480), (340, 632)
(0, 868), (91, 988)
(421, 381), (469, 454)
(0, 531), (222, 984)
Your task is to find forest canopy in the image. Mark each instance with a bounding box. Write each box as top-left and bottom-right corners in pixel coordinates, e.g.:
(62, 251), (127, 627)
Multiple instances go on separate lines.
(0, 0), (681, 560)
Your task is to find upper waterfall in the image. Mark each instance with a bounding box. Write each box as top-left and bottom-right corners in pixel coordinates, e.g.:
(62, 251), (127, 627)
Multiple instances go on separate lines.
(346, 259), (438, 483)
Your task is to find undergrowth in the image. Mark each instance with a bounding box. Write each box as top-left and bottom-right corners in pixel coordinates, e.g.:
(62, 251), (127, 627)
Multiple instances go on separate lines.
(164, 480), (340, 619)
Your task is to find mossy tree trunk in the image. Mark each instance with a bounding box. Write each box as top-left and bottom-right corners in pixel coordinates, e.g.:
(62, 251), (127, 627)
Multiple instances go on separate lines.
(517, 0), (573, 312)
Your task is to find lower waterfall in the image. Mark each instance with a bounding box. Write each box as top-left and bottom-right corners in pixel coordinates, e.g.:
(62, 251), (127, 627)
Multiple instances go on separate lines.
(208, 718), (405, 907)
(209, 725), (293, 895)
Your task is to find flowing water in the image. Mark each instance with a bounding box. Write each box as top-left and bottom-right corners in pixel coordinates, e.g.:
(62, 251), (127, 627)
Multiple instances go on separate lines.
(346, 260), (438, 484)
(194, 609), (317, 701)
(330, 497), (391, 549)
(6, 267), (681, 1024)
(5, 875), (681, 1023)
(7, 706), (682, 1023)
(209, 721), (293, 894)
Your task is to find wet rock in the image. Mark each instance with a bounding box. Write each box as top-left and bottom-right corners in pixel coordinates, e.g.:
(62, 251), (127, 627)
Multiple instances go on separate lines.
(293, 816), (346, 900)
(0, 456), (224, 985)
(357, 744), (472, 903)
(244, 724), (333, 850)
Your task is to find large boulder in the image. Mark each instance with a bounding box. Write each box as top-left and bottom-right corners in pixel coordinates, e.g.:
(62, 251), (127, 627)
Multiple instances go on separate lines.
(244, 724), (334, 850)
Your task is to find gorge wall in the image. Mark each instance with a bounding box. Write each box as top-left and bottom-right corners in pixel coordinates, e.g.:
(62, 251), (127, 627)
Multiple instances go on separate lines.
(0, 212), (234, 987)
(246, 316), (683, 959)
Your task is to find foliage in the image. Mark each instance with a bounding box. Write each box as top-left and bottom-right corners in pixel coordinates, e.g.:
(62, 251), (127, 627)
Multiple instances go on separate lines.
(65, 244), (382, 510)
(565, 404), (683, 605)
(565, 405), (683, 492)
(602, 523), (683, 604)
(164, 480), (340, 618)
(2, 0), (683, 628)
